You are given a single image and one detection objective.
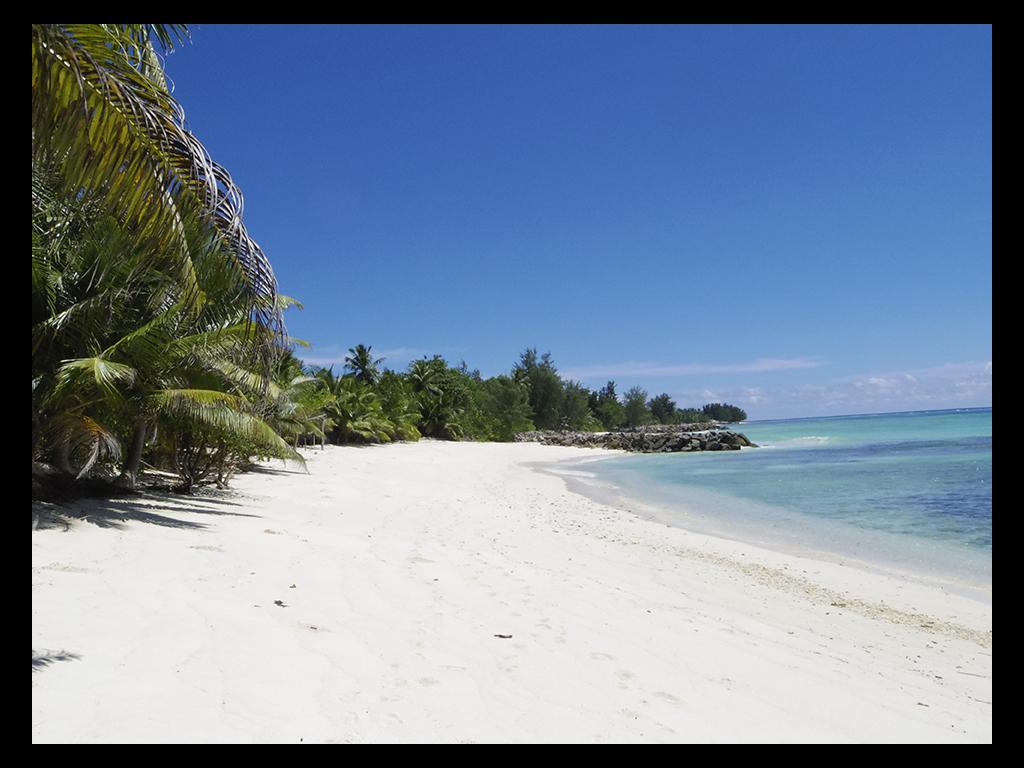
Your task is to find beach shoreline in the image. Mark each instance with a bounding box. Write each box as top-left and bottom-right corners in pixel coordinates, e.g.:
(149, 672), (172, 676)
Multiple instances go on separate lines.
(537, 451), (993, 607)
(32, 441), (992, 743)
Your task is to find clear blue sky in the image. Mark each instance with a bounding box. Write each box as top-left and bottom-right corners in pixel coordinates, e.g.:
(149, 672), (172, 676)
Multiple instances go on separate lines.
(163, 24), (991, 419)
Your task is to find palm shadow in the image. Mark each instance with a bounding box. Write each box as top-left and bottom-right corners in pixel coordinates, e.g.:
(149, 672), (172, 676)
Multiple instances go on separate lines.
(33, 489), (262, 532)
(32, 649), (81, 672)
(245, 464), (308, 476)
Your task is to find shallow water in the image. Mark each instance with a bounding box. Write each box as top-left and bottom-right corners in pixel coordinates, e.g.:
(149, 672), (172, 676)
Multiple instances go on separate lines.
(575, 408), (992, 593)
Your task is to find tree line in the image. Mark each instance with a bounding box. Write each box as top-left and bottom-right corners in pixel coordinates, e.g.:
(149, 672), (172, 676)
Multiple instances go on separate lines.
(279, 345), (748, 449)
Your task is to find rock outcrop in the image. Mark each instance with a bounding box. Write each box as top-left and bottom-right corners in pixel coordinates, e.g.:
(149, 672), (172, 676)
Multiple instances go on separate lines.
(514, 424), (756, 453)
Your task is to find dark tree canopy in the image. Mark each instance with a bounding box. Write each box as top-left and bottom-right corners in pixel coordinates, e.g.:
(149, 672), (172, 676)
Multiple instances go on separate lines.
(514, 347), (564, 430)
(623, 386), (651, 428)
(702, 402), (748, 422)
(648, 393), (677, 424)
(344, 344), (384, 385)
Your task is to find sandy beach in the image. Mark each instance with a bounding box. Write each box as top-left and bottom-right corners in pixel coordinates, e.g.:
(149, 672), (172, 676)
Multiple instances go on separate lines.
(31, 441), (992, 743)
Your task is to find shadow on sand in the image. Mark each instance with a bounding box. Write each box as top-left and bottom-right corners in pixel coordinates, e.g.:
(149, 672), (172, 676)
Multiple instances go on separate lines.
(33, 489), (262, 532)
(245, 464), (309, 476)
(32, 649), (81, 672)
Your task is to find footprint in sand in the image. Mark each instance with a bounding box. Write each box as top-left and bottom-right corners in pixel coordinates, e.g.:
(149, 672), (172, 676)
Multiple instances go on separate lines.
(617, 670), (635, 685)
(653, 691), (684, 706)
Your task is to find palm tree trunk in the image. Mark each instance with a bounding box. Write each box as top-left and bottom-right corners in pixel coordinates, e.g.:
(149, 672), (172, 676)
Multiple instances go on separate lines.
(118, 418), (148, 488)
(56, 439), (75, 476)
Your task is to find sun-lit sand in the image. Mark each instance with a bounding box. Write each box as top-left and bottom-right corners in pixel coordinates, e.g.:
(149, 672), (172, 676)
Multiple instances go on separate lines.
(32, 441), (991, 743)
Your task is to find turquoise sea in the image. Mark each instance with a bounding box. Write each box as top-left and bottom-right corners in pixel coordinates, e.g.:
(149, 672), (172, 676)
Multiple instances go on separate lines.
(574, 408), (992, 594)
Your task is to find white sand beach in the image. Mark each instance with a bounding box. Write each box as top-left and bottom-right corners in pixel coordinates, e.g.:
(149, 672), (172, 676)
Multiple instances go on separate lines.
(32, 441), (992, 743)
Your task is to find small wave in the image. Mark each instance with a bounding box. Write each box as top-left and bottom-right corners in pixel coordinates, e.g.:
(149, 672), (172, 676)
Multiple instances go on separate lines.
(548, 468), (597, 478)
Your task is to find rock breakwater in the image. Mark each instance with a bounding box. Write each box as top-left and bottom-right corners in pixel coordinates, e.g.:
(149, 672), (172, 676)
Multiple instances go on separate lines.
(514, 424), (756, 453)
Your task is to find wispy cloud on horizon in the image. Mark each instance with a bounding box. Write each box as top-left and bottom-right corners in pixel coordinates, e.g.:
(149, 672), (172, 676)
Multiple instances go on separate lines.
(666, 360), (992, 419)
(560, 357), (823, 380)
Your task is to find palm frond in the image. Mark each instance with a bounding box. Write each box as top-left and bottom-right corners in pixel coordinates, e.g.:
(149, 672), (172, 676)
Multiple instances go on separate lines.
(55, 356), (137, 400)
(46, 412), (122, 478)
(32, 24), (282, 340)
(150, 389), (303, 463)
(212, 360), (282, 401)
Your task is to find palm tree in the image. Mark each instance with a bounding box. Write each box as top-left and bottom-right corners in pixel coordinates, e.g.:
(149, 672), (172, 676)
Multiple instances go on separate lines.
(344, 344), (384, 385)
(34, 207), (302, 488)
(407, 357), (467, 439)
(32, 24), (294, 491)
(408, 358), (443, 396)
(320, 378), (393, 444)
(32, 24), (282, 340)
(264, 350), (334, 450)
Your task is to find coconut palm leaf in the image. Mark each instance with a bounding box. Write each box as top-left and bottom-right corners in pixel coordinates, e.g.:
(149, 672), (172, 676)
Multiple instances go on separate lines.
(32, 23), (282, 339)
(45, 412), (123, 479)
(150, 388), (303, 463)
(344, 344), (384, 385)
(211, 360), (283, 402)
(55, 356), (138, 400)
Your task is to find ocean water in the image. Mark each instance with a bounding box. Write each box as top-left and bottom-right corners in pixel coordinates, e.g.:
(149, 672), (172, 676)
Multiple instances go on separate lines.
(573, 408), (992, 593)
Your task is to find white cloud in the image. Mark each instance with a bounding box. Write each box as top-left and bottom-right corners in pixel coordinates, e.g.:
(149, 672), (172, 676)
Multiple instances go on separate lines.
(670, 360), (991, 419)
(561, 356), (821, 380)
(741, 387), (766, 404)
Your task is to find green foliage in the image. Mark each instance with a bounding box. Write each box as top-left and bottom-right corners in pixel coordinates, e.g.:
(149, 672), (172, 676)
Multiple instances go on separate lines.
(289, 349), (747, 446)
(317, 377), (393, 444)
(595, 400), (625, 430)
(560, 381), (600, 431)
(152, 388), (302, 490)
(675, 408), (711, 424)
(514, 348), (564, 430)
(376, 371), (422, 441)
(32, 24), (282, 338)
(623, 386), (652, 428)
(647, 393), (677, 424)
(592, 381), (626, 430)
(701, 402), (748, 422)
(344, 344), (384, 385)
(32, 25), (293, 492)
(474, 376), (535, 441)
(409, 356), (475, 439)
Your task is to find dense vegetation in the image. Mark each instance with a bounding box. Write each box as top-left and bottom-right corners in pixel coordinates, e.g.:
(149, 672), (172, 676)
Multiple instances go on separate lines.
(32, 24), (298, 493)
(31, 24), (748, 497)
(699, 403), (749, 423)
(284, 346), (748, 448)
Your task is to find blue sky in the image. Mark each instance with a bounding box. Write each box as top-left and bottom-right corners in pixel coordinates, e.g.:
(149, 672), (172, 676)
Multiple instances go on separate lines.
(163, 24), (991, 419)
